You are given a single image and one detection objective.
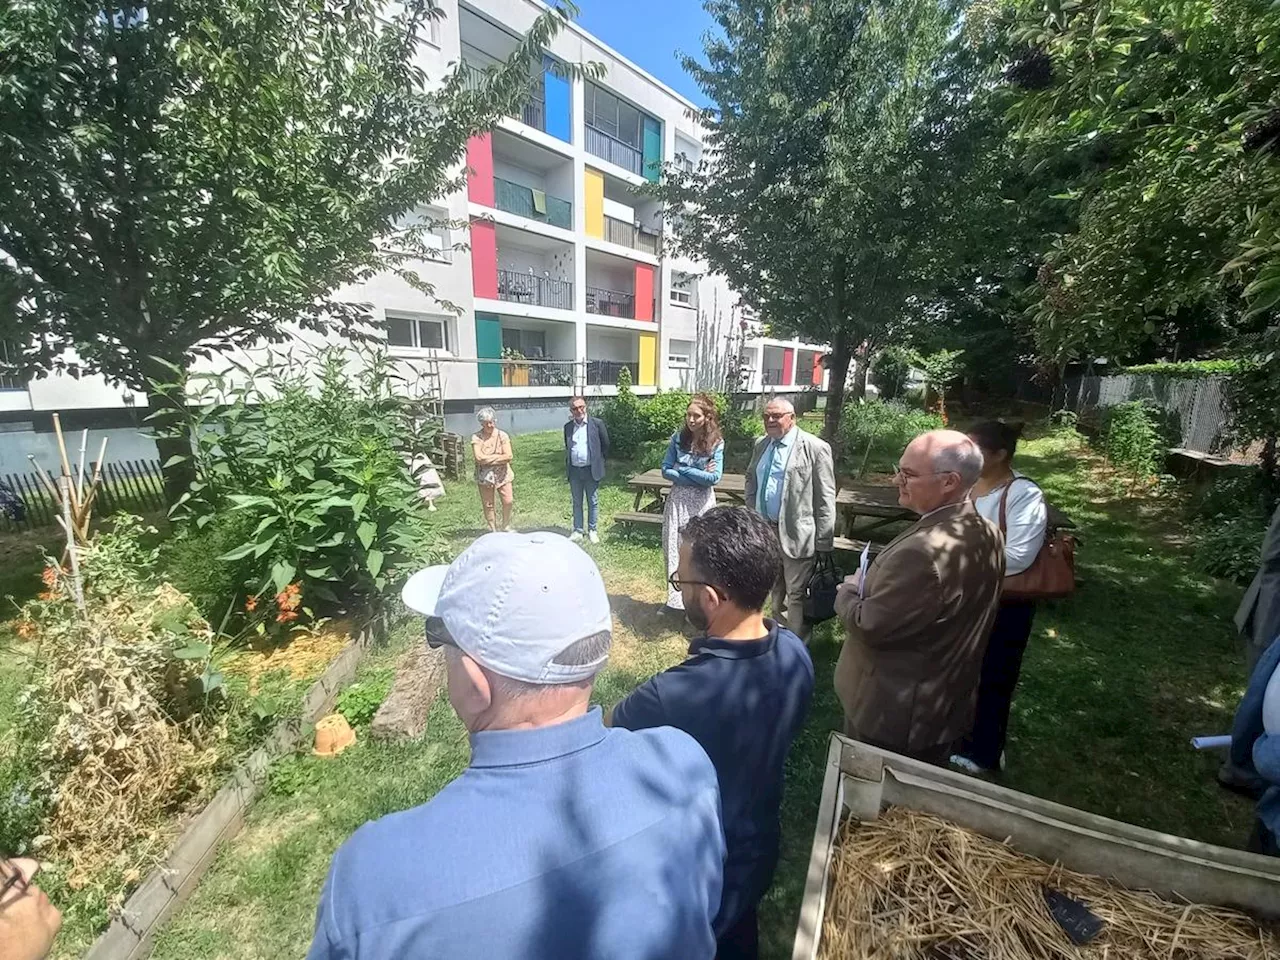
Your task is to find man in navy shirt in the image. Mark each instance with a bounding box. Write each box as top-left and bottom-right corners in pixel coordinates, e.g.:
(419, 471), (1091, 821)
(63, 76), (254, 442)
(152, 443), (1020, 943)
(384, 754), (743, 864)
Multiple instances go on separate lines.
(610, 506), (815, 960)
(308, 532), (726, 960)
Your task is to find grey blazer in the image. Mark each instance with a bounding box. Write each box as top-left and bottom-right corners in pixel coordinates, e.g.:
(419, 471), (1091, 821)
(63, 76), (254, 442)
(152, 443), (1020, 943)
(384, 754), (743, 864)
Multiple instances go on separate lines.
(744, 428), (836, 559)
(1236, 503), (1280, 668)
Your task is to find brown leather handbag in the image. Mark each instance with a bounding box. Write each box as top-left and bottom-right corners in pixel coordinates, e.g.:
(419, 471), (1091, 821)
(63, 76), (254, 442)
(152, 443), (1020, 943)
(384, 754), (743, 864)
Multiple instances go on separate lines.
(998, 479), (1077, 601)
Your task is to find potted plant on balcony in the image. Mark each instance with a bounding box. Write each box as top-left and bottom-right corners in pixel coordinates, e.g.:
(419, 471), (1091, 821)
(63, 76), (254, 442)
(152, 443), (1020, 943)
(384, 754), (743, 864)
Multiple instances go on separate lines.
(501, 347), (529, 387)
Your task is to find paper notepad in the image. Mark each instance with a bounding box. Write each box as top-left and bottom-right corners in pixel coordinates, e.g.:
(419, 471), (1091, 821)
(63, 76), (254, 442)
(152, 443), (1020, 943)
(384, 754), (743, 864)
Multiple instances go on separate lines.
(858, 541), (871, 597)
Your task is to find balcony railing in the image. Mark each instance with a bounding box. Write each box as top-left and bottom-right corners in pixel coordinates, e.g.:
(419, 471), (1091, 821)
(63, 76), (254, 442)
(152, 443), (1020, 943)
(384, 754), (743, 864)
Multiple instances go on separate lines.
(763, 368), (787, 386)
(497, 269), (574, 310)
(586, 286), (635, 319)
(603, 215), (661, 256)
(585, 125), (643, 176)
(586, 360), (640, 387)
(0, 340), (24, 391)
(494, 178), (572, 230)
(496, 359), (578, 388)
(462, 61), (546, 133)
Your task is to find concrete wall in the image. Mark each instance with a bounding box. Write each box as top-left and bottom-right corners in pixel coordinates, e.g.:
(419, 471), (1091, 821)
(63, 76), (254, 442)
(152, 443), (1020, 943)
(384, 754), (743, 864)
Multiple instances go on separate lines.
(446, 399), (572, 437)
(498, 244), (574, 283)
(586, 328), (637, 362)
(0, 424), (159, 477)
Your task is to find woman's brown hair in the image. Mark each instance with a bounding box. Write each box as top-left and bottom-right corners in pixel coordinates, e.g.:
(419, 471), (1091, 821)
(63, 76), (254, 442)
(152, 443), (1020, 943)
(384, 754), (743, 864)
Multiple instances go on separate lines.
(679, 393), (723, 456)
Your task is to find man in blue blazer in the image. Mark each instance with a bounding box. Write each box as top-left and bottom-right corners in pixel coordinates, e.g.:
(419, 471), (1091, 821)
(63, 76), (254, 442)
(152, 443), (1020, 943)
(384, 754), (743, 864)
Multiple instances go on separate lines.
(565, 397), (610, 543)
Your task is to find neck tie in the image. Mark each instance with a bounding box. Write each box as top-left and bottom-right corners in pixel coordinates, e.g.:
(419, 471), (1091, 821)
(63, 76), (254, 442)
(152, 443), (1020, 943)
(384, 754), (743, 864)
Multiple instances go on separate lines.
(759, 441), (780, 513)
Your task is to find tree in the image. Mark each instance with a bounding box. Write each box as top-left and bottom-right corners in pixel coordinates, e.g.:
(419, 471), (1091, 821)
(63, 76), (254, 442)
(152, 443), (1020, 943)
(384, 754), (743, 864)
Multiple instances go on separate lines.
(655, 0), (1009, 441)
(0, 0), (582, 497)
(1004, 0), (1280, 364)
(909, 347), (965, 423)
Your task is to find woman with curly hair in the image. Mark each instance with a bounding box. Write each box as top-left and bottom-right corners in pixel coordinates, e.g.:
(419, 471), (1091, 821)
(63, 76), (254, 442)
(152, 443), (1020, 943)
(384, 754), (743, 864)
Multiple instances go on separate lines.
(659, 393), (724, 614)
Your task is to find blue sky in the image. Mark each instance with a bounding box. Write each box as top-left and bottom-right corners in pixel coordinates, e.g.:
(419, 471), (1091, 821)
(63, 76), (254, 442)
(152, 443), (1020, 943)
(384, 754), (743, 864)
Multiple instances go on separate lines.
(571, 0), (716, 107)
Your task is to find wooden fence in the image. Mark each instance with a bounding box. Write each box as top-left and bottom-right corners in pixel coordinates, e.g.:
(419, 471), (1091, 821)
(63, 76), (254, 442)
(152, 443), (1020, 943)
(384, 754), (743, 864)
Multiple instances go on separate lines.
(0, 459), (167, 533)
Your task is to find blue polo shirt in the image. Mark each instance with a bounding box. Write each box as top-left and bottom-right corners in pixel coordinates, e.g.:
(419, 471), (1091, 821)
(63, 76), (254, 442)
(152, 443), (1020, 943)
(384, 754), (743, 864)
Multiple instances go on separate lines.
(307, 708), (725, 960)
(612, 621), (814, 932)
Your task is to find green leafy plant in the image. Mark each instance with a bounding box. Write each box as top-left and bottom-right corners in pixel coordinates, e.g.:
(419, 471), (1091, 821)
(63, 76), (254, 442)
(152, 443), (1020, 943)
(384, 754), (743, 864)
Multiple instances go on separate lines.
(153, 345), (444, 621)
(1225, 325), (1280, 509)
(336, 674), (393, 728)
(839, 400), (944, 476)
(1101, 401), (1168, 484)
(908, 348), (965, 424)
(1121, 360), (1240, 378)
(598, 366), (647, 458)
(267, 754), (323, 798)
(871, 346), (913, 400)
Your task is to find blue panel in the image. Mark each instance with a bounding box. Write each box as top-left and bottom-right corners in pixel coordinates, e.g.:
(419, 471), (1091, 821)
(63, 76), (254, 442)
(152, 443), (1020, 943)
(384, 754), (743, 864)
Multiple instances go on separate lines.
(543, 55), (571, 143)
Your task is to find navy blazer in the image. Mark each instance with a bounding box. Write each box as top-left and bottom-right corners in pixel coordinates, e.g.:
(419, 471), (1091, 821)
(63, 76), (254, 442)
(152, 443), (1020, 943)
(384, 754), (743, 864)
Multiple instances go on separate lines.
(564, 416), (610, 482)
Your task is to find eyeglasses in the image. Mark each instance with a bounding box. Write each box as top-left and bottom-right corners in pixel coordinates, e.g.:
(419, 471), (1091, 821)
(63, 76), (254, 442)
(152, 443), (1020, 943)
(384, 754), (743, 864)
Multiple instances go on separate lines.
(893, 463), (958, 483)
(668, 572), (724, 599)
(0, 860), (29, 909)
(424, 617), (458, 651)
(762, 412), (793, 422)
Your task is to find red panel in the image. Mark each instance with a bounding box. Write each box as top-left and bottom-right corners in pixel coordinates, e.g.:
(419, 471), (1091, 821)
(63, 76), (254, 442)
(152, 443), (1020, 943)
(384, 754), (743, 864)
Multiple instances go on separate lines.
(634, 264), (655, 321)
(470, 219), (498, 299)
(782, 348), (795, 385)
(812, 353), (824, 386)
(466, 133), (494, 206)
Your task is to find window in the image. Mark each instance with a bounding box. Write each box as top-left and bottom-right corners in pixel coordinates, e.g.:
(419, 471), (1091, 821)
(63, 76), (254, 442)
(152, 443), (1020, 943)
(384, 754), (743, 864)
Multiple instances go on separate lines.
(670, 271), (697, 308)
(501, 327), (547, 358)
(426, 12), (441, 46)
(386, 314), (448, 351)
(668, 339), (693, 366)
(423, 224), (451, 262)
(585, 82), (643, 148)
(0, 340), (23, 391)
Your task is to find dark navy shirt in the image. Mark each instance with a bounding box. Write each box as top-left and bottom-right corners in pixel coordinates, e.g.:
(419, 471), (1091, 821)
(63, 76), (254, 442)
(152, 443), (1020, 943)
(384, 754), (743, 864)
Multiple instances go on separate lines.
(307, 708), (725, 960)
(612, 621), (814, 932)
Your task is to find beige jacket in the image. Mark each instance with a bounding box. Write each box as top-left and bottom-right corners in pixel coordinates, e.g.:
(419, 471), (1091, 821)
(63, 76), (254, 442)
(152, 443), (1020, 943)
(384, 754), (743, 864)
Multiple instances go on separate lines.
(834, 500), (1004, 755)
(743, 428), (836, 559)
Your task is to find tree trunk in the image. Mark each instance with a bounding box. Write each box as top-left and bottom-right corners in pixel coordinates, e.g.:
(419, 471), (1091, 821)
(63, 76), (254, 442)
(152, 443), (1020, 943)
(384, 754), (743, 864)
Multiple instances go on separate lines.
(142, 357), (197, 507)
(849, 352), (869, 401)
(822, 330), (852, 445)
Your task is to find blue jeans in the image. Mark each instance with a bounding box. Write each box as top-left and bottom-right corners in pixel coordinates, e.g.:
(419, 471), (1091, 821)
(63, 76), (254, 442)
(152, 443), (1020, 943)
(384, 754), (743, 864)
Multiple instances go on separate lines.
(568, 465), (599, 532)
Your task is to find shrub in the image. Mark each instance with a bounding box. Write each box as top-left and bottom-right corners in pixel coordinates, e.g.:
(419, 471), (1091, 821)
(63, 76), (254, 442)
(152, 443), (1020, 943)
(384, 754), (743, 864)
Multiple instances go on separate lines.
(336, 673), (394, 727)
(1121, 360), (1240, 378)
(598, 367), (647, 458)
(1100, 400), (1168, 480)
(839, 399), (943, 475)
(159, 510), (259, 623)
(870, 346), (913, 400)
(155, 345), (443, 621)
(1189, 474), (1269, 583)
(640, 389), (694, 441)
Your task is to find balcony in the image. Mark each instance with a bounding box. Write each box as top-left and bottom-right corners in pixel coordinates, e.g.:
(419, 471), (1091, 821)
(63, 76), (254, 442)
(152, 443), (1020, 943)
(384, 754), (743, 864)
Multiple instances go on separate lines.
(463, 61), (546, 134)
(763, 367), (787, 386)
(586, 286), (635, 319)
(586, 360), (639, 387)
(494, 177), (572, 230)
(604, 215), (661, 256)
(585, 124), (643, 176)
(498, 269), (574, 310)
(498, 359), (578, 388)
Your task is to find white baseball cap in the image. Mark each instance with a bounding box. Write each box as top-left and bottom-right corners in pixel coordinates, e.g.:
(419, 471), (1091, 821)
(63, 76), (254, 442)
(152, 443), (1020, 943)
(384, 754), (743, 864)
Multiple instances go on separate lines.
(400, 532), (612, 684)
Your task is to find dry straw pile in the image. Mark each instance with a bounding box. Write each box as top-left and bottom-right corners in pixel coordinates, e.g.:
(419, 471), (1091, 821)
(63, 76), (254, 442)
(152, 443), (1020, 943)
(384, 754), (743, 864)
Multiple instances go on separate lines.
(819, 808), (1278, 959)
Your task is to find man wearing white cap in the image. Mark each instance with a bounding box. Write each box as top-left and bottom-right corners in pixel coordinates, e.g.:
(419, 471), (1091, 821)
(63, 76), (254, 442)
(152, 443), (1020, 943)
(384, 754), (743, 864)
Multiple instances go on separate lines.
(306, 532), (726, 960)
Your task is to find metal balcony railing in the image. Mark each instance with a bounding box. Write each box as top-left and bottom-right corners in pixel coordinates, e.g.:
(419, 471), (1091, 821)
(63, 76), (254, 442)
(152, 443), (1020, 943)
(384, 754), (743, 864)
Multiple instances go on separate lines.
(586, 360), (640, 387)
(494, 178), (572, 230)
(495, 359), (578, 388)
(603, 215), (661, 256)
(0, 340), (24, 391)
(497, 269), (574, 310)
(585, 125), (643, 176)
(586, 286), (636, 319)
(462, 61), (545, 132)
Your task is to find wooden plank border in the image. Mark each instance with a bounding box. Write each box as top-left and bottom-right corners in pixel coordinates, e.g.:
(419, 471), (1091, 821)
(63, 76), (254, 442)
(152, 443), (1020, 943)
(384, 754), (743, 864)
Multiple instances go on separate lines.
(84, 622), (381, 960)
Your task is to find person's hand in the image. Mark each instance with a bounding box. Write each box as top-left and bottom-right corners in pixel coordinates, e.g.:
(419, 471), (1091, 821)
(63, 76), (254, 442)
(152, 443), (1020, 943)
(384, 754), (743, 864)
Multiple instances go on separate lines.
(838, 571), (863, 594)
(0, 858), (62, 960)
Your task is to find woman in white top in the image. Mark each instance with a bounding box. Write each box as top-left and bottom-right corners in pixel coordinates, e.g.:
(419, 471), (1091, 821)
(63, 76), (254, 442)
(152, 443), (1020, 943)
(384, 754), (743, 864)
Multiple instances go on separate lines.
(953, 421), (1048, 774)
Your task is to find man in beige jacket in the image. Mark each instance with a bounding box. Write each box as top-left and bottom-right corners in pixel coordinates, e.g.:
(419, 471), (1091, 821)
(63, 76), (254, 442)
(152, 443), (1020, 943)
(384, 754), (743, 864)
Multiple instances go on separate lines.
(834, 430), (1004, 763)
(744, 398), (837, 640)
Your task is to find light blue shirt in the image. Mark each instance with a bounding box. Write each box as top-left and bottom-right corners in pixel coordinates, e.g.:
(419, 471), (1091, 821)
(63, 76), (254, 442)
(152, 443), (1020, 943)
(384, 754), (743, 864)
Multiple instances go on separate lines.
(307, 708), (726, 960)
(570, 419), (590, 467)
(756, 427), (797, 521)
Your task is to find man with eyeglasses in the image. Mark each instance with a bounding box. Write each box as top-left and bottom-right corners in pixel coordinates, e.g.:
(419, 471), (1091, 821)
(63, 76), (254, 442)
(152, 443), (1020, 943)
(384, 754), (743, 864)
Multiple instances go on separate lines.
(0, 857), (61, 960)
(834, 429), (1004, 764)
(563, 396), (610, 544)
(743, 397), (836, 640)
(307, 532), (726, 960)
(608, 507), (814, 960)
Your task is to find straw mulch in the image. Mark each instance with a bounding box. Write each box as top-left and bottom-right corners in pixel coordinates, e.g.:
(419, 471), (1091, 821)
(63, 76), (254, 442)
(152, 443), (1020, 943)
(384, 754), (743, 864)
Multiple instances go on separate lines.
(818, 807), (1279, 960)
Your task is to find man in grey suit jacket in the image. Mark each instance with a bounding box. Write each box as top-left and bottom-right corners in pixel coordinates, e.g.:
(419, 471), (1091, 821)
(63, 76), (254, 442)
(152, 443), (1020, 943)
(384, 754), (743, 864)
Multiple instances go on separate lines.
(1237, 502), (1280, 674)
(744, 397), (836, 640)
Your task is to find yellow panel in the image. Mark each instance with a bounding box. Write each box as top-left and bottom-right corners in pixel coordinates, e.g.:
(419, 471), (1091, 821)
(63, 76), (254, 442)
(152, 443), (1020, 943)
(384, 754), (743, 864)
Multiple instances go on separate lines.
(638, 333), (657, 386)
(584, 167), (604, 239)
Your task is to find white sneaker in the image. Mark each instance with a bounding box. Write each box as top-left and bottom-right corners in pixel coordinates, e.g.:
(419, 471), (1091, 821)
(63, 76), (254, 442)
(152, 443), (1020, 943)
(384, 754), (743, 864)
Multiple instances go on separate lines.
(588, 530), (599, 544)
(949, 754), (984, 774)
(503, 525), (516, 533)
(569, 530), (584, 542)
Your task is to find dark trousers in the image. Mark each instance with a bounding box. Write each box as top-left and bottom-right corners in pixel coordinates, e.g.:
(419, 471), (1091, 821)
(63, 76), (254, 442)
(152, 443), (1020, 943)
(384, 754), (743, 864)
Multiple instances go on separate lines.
(715, 904), (758, 960)
(567, 465), (599, 532)
(959, 600), (1037, 770)
(1248, 818), (1279, 857)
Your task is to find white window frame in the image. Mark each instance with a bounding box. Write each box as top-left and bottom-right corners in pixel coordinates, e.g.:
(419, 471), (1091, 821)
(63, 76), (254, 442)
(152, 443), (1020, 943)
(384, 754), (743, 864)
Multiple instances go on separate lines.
(667, 338), (693, 367)
(385, 312), (451, 355)
(670, 271), (697, 308)
(425, 11), (442, 47)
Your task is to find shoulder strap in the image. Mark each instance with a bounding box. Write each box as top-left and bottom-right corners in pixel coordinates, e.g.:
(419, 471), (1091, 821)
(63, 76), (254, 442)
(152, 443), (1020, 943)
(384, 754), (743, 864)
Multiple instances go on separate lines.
(998, 483), (1010, 535)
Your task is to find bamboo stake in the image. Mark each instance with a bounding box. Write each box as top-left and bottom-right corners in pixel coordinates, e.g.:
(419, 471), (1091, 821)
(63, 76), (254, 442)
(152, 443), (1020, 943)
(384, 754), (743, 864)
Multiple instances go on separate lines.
(76, 428), (88, 504)
(51, 413), (78, 512)
(60, 476), (85, 614)
(27, 455), (61, 504)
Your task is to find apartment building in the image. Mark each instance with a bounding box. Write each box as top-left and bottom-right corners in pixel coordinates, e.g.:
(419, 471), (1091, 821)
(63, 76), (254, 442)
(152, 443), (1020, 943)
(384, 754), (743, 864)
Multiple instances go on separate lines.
(0, 0), (828, 468)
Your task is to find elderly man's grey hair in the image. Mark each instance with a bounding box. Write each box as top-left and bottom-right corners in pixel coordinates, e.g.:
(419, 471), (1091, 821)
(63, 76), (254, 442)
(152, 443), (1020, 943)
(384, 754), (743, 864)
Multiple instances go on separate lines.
(764, 396), (796, 414)
(933, 434), (984, 488)
(476, 406), (498, 424)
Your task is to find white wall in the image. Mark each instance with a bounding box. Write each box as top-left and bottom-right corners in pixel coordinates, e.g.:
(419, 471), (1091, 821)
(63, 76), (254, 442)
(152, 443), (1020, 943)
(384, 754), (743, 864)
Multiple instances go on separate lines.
(586, 256), (633, 293)
(493, 158), (547, 192)
(586, 328), (637, 362)
(498, 244), (574, 283)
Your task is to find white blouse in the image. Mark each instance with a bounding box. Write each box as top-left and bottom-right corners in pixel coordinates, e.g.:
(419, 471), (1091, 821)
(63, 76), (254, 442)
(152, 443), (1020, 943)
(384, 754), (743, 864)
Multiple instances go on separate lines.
(972, 472), (1048, 576)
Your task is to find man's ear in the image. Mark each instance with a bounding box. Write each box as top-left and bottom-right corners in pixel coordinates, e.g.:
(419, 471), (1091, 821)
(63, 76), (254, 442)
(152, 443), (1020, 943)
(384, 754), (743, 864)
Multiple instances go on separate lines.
(455, 652), (494, 715)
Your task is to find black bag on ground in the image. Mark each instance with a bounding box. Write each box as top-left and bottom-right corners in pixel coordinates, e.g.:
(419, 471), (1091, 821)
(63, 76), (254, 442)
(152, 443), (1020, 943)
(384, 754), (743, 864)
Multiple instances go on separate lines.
(804, 553), (841, 624)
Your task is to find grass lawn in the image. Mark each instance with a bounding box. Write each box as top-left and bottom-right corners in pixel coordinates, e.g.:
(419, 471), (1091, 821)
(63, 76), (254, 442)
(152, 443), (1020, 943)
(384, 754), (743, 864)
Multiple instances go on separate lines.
(133, 424), (1254, 959)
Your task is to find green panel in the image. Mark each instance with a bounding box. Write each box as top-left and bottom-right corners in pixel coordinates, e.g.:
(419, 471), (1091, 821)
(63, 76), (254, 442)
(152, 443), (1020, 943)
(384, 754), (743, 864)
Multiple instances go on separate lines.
(642, 116), (662, 183)
(493, 177), (572, 230)
(475, 313), (502, 387)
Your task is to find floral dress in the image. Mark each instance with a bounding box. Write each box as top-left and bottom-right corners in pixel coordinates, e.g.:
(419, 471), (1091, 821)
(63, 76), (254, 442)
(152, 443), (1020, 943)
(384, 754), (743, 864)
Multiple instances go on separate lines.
(660, 433), (725, 609)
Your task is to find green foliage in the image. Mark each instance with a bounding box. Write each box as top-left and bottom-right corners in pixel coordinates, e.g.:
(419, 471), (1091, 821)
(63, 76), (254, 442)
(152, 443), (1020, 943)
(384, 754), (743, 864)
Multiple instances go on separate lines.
(159, 511), (260, 623)
(598, 366), (647, 458)
(1188, 473), (1269, 582)
(600, 383), (762, 462)
(1100, 401), (1168, 481)
(1120, 360), (1240, 378)
(336, 674), (393, 728)
(0, 0), (585, 418)
(267, 754), (324, 798)
(639, 390), (694, 441)
(839, 400), (944, 475)
(870, 346), (913, 399)
(1224, 325), (1280, 504)
(155, 345), (443, 616)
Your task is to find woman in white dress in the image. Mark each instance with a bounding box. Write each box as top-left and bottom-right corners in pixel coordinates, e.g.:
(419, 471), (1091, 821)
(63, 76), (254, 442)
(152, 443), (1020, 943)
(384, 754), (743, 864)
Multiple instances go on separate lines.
(953, 420), (1048, 774)
(659, 394), (724, 614)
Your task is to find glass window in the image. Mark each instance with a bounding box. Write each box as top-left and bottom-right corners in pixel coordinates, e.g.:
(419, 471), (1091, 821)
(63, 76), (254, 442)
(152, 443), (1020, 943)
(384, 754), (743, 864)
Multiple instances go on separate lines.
(419, 319), (446, 350)
(616, 101), (641, 148)
(387, 314), (447, 351)
(386, 316), (415, 347)
(670, 272), (696, 307)
(668, 338), (693, 365)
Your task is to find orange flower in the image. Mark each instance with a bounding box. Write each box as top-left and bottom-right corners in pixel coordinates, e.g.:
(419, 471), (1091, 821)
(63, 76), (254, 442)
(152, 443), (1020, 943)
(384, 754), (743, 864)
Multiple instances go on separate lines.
(16, 620), (36, 640)
(41, 566), (58, 587)
(275, 582), (302, 612)
(275, 610), (299, 624)
(37, 590), (56, 602)
(244, 595), (258, 613)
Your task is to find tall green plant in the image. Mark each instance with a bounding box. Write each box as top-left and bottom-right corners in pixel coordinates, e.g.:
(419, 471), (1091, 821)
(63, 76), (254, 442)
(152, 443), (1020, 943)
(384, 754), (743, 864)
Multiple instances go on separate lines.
(1102, 400), (1166, 484)
(909, 348), (965, 423)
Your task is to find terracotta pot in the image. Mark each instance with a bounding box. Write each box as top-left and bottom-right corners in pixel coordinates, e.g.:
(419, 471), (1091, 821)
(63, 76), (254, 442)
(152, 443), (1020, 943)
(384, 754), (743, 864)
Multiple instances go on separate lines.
(312, 713), (356, 757)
